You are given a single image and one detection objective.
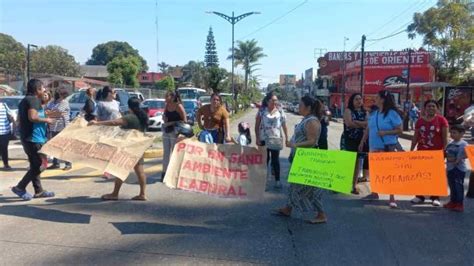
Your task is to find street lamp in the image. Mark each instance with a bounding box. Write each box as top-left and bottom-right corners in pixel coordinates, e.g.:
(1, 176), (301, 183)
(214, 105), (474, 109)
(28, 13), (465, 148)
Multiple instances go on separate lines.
(27, 44), (38, 81)
(206, 11), (260, 104)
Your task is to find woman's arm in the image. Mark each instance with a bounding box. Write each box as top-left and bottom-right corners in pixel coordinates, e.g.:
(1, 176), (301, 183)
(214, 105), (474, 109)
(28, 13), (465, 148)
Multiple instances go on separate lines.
(343, 109), (359, 128)
(378, 125), (403, 137)
(410, 128), (419, 151)
(88, 118), (126, 127)
(282, 122), (289, 143)
(177, 104), (187, 123)
(441, 126), (448, 149)
(358, 127), (369, 152)
(292, 120), (320, 148)
(196, 107), (204, 130)
(224, 117), (231, 141)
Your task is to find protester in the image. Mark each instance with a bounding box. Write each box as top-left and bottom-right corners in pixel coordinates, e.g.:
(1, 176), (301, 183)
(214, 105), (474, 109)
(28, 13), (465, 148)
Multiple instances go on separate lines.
(11, 79), (60, 200)
(408, 102), (420, 131)
(343, 93), (368, 193)
(318, 103), (329, 150)
(88, 98), (149, 201)
(359, 90), (402, 208)
(272, 95), (327, 224)
(444, 124), (468, 212)
(196, 93), (231, 144)
(255, 92), (289, 189)
(39, 92), (51, 171)
(0, 100), (15, 171)
(162, 90), (187, 180)
(83, 87), (97, 122)
(235, 122), (251, 146)
(97, 86), (121, 121)
(46, 87), (72, 170)
(410, 100), (449, 206)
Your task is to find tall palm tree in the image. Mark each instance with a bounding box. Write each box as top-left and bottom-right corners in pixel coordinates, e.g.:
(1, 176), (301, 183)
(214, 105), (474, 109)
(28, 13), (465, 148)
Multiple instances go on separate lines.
(228, 39), (266, 94)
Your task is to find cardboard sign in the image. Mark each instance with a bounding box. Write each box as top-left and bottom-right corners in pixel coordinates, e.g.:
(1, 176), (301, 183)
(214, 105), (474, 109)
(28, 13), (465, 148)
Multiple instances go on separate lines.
(288, 148), (357, 194)
(163, 139), (267, 200)
(369, 150), (448, 196)
(40, 118), (155, 181)
(464, 146), (474, 167)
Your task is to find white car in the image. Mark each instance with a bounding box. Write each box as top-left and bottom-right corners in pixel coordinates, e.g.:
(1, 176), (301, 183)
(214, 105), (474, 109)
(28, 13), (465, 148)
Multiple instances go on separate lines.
(0, 96), (23, 121)
(148, 113), (163, 131)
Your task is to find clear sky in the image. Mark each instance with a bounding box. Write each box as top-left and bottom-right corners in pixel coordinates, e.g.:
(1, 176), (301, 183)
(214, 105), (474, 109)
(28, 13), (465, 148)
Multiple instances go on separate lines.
(0, 0), (436, 86)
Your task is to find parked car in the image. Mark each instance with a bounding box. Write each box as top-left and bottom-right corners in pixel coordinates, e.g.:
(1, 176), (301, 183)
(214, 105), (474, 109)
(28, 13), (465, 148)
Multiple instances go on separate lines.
(0, 96), (23, 120)
(199, 95), (211, 106)
(148, 113), (164, 131)
(67, 88), (130, 119)
(142, 99), (165, 117)
(182, 99), (199, 125)
(129, 91), (145, 102)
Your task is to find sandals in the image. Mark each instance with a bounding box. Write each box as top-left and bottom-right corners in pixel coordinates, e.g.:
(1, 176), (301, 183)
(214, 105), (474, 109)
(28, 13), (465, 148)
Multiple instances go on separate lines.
(131, 195), (147, 201)
(101, 194), (118, 201)
(305, 217), (327, 224)
(271, 208), (291, 217)
(33, 191), (55, 198)
(11, 187), (33, 201)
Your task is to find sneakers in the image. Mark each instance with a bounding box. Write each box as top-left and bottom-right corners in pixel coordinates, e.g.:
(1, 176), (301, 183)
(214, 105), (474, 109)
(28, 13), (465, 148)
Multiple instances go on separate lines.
(11, 187), (33, 201)
(2, 165), (12, 171)
(274, 181), (282, 189)
(452, 203), (464, 212)
(362, 193), (379, 201)
(63, 165), (72, 171)
(47, 164), (60, 170)
(410, 197), (424, 204)
(389, 201), (398, 209)
(432, 199), (441, 207)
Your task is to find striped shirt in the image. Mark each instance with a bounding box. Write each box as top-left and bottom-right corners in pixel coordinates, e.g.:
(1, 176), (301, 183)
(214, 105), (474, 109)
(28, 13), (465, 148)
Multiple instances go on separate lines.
(0, 103), (12, 135)
(46, 99), (70, 132)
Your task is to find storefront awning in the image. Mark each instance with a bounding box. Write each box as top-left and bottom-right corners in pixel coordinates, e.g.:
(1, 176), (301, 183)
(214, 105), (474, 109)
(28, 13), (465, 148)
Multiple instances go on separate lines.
(385, 82), (453, 89)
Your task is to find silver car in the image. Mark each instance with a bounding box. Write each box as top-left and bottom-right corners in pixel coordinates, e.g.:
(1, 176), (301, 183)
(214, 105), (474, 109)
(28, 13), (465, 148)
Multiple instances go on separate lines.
(0, 96), (24, 120)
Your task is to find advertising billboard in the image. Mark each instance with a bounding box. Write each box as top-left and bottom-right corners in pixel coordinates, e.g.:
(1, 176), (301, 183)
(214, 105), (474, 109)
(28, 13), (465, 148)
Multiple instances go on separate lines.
(279, 74), (296, 86)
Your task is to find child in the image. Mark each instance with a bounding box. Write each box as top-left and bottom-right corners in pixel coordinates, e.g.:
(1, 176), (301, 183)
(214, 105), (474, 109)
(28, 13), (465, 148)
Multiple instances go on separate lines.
(444, 124), (468, 212)
(235, 122), (251, 146)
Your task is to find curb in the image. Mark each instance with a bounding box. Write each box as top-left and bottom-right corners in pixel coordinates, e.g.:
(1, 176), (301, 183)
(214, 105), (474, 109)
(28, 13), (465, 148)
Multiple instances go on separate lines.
(144, 148), (163, 158)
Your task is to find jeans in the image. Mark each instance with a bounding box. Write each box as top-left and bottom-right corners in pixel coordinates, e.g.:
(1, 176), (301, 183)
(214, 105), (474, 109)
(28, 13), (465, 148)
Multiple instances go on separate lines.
(0, 134), (10, 167)
(267, 149), (280, 181)
(198, 129), (220, 144)
(448, 168), (466, 204)
(17, 141), (43, 194)
(50, 131), (71, 167)
(162, 130), (178, 174)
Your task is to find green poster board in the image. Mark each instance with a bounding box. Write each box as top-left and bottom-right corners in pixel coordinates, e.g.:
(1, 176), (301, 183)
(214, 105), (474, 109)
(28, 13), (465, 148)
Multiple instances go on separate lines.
(288, 148), (357, 194)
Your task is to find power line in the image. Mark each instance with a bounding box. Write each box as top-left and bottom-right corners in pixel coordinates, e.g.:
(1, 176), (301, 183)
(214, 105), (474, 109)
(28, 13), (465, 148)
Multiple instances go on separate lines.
(367, 27), (408, 42)
(238, 0), (308, 40)
(367, 0), (427, 37)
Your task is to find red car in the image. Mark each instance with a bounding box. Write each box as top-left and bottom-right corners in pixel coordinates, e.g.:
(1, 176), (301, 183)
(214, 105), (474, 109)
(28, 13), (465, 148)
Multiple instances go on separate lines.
(142, 99), (165, 117)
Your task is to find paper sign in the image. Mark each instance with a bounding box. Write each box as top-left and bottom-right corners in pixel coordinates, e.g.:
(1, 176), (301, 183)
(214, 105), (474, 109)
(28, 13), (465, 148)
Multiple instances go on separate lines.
(465, 146), (474, 167)
(163, 139), (267, 200)
(369, 150), (448, 196)
(288, 148), (357, 194)
(40, 118), (155, 181)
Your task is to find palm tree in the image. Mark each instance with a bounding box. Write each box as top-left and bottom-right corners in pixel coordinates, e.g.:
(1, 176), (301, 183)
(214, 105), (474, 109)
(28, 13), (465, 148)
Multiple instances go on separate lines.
(228, 39), (266, 94)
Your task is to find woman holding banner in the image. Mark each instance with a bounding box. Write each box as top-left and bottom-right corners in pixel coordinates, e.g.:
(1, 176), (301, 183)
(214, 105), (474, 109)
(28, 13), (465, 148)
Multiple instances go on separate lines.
(196, 93), (231, 144)
(272, 96), (327, 224)
(88, 98), (149, 201)
(162, 90), (187, 180)
(343, 93), (368, 194)
(255, 92), (289, 189)
(359, 90), (403, 208)
(410, 100), (448, 206)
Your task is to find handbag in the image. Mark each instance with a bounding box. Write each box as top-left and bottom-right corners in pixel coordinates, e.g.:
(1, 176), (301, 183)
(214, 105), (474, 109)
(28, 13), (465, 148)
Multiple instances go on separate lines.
(266, 136), (283, 150)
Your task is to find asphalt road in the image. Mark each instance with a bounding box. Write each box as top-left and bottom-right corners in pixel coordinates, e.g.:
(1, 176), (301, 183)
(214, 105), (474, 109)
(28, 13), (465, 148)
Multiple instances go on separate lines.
(0, 109), (473, 265)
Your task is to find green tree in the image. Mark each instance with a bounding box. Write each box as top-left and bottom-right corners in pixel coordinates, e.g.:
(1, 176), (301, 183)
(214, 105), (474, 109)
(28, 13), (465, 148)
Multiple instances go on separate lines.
(228, 39), (266, 96)
(206, 67), (227, 93)
(87, 41), (148, 71)
(107, 56), (142, 87)
(204, 27), (219, 68)
(0, 33), (25, 74)
(407, 0), (474, 83)
(182, 60), (206, 88)
(158, 61), (170, 73)
(30, 45), (80, 76)
(154, 76), (175, 91)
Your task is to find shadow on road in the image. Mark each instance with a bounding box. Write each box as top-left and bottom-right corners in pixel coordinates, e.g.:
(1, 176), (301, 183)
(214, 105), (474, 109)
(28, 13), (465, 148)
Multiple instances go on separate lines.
(0, 205), (91, 224)
(112, 222), (216, 235)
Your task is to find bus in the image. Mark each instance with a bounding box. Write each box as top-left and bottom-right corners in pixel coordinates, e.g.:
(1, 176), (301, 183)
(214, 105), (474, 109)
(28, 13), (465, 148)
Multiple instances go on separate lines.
(177, 87), (207, 100)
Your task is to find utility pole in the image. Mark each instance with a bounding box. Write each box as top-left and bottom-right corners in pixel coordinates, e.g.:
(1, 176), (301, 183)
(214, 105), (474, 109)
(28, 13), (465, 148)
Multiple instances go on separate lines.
(341, 37), (349, 117)
(403, 49), (413, 131)
(27, 44), (38, 82)
(360, 35), (366, 97)
(207, 11), (260, 108)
